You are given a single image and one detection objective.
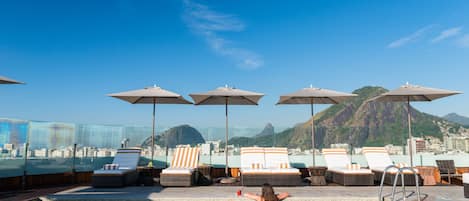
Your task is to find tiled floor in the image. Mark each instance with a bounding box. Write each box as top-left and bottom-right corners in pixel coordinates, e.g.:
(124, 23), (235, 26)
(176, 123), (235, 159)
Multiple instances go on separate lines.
(42, 185), (466, 201)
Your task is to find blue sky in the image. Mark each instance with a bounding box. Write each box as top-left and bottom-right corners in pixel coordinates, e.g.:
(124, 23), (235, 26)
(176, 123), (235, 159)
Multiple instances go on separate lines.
(0, 0), (468, 129)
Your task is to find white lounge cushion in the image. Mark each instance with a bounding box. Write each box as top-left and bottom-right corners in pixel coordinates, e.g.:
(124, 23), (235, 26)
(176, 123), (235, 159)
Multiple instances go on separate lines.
(372, 167), (419, 174)
(264, 147), (290, 169)
(324, 154), (351, 168)
(240, 147), (266, 169)
(270, 168), (300, 174)
(161, 168), (194, 175)
(240, 168), (272, 174)
(463, 173), (469, 184)
(364, 153), (393, 169)
(93, 169), (133, 175)
(328, 167), (373, 174)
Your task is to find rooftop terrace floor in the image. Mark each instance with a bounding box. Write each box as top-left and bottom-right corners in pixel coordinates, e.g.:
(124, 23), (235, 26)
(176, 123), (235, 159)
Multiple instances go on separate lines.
(42, 185), (466, 201)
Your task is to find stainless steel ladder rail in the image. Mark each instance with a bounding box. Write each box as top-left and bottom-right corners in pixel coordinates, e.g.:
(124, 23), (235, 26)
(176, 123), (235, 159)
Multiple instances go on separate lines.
(391, 167), (421, 201)
(379, 165), (399, 201)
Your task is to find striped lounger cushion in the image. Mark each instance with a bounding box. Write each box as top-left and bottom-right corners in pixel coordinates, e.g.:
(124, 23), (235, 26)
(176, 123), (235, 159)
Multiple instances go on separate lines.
(162, 147), (200, 174)
(160, 147), (201, 187)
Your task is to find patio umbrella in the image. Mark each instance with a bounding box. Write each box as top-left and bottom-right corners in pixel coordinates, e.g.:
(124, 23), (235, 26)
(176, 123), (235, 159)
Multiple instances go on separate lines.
(277, 85), (357, 166)
(190, 85), (264, 177)
(0, 76), (23, 84)
(108, 85), (193, 161)
(369, 83), (462, 167)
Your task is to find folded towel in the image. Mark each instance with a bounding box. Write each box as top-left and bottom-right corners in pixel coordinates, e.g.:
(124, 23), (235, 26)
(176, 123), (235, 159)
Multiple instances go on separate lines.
(251, 163), (263, 169)
(103, 163), (120, 170)
(346, 164), (361, 170)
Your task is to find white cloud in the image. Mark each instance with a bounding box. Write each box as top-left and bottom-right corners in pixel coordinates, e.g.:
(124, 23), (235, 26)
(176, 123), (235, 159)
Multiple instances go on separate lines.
(431, 27), (462, 43)
(388, 25), (434, 48)
(457, 34), (469, 48)
(183, 0), (263, 69)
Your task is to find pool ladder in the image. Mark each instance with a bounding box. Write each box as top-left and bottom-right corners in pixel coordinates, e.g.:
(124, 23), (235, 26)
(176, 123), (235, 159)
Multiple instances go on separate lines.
(378, 165), (421, 201)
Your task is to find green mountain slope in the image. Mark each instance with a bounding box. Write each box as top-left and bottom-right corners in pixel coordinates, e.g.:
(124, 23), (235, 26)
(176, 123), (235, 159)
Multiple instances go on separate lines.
(142, 125), (205, 148)
(443, 113), (469, 126)
(229, 86), (460, 149)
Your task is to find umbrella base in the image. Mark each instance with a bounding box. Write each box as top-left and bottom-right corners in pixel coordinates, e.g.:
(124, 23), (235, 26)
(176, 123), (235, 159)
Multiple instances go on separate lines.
(220, 177), (237, 184)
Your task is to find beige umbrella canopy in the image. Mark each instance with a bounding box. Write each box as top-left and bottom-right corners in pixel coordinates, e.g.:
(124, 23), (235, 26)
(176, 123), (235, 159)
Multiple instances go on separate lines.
(0, 76), (23, 84)
(369, 83), (462, 167)
(190, 85), (264, 177)
(108, 85), (192, 161)
(277, 85), (357, 166)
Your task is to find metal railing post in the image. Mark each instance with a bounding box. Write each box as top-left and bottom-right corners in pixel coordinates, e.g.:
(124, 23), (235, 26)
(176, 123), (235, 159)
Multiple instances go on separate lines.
(379, 165), (398, 201)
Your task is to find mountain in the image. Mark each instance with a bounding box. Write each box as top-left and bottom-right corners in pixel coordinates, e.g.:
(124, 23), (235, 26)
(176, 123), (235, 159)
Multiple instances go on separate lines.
(255, 123), (274, 137)
(443, 113), (469, 126)
(229, 86), (464, 149)
(142, 125), (205, 148)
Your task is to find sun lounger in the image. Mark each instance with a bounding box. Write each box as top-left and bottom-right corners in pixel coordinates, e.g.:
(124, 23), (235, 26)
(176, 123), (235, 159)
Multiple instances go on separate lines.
(322, 148), (374, 186)
(264, 147), (302, 186)
(240, 147), (301, 186)
(436, 160), (461, 184)
(92, 148), (141, 188)
(160, 146), (200, 187)
(362, 147), (422, 186)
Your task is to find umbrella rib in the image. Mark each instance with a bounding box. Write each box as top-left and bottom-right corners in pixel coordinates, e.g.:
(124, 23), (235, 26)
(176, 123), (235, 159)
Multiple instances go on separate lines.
(194, 96), (213, 105)
(421, 95), (432, 101)
(327, 97), (339, 104)
(242, 96), (259, 105)
(132, 97), (146, 104)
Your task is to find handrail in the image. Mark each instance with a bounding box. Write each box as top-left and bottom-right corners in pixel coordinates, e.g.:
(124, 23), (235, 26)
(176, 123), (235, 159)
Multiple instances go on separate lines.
(378, 165), (399, 201)
(391, 167), (421, 201)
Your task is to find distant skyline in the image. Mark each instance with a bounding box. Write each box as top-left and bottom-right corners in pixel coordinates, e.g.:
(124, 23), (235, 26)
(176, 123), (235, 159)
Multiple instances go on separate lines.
(1, 0), (468, 128)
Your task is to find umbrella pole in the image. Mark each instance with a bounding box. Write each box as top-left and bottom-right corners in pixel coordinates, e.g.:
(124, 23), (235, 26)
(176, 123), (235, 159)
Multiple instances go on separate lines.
(311, 99), (315, 167)
(152, 99), (156, 164)
(225, 97), (229, 177)
(407, 97), (413, 167)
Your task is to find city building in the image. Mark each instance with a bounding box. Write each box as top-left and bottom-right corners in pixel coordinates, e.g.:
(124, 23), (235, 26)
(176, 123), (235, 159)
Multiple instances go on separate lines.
(384, 144), (404, 155)
(407, 137), (426, 155)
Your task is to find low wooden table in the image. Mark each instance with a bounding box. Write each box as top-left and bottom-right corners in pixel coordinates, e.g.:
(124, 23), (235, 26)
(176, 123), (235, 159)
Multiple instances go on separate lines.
(137, 167), (155, 186)
(308, 166), (327, 186)
(197, 165), (213, 185)
(415, 166), (437, 186)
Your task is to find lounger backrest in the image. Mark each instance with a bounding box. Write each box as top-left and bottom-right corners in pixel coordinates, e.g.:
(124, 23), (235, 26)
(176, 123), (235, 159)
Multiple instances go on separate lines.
(322, 148), (350, 168)
(362, 147), (393, 169)
(240, 147), (265, 168)
(264, 147), (290, 169)
(112, 148), (141, 170)
(170, 147), (200, 168)
(436, 160), (456, 174)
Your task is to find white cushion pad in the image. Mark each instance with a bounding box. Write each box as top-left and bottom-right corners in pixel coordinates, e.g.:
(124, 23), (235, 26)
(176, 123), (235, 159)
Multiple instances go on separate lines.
(162, 168), (194, 175)
(270, 168), (300, 174)
(240, 168), (272, 174)
(364, 153), (393, 169)
(463, 173), (469, 184)
(328, 167), (373, 174)
(372, 167), (419, 174)
(324, 154), (350, 168)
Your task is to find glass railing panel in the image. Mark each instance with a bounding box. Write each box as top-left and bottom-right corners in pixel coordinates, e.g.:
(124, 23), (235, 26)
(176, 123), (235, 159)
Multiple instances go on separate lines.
(26, 121), (75, 175)
(0, 118), (28, 178)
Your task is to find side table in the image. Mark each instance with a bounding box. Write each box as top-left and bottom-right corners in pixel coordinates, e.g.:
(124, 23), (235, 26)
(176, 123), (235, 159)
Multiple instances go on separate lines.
(308, 166), (327, 186)
(197, 165), (213, 185)
(137, 167), (155, 186)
